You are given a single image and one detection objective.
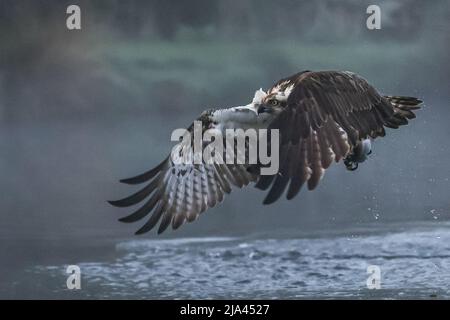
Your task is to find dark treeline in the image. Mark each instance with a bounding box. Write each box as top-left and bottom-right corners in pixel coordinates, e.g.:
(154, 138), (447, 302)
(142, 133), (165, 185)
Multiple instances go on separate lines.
(0, 0), (436, 40)
(1, 0), (449, 122)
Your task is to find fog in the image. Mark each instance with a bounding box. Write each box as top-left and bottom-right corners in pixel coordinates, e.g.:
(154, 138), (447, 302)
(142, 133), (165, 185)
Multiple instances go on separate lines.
(0, 0), (449, 293)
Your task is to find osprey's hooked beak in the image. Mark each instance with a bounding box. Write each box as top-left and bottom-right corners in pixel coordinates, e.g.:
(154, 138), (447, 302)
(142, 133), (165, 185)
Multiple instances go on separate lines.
(257, 104), (272, 114)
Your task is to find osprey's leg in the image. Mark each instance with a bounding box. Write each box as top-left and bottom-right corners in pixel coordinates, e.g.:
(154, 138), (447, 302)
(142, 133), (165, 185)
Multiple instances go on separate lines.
(344, 159), (359, 171)
(344, 139), (372, 171)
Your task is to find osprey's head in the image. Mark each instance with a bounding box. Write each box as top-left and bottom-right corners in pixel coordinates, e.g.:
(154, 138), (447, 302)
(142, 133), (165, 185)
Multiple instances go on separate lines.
(235, 88), (289, 117)
(254, 84), (293, 115)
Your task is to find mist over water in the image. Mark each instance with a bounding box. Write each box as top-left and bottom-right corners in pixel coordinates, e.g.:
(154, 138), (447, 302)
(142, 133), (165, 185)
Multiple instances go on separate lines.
(0, 0), (449, 298)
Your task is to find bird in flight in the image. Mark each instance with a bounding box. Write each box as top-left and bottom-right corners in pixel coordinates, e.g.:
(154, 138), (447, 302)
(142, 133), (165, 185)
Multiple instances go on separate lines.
(109, 70), (422, 235)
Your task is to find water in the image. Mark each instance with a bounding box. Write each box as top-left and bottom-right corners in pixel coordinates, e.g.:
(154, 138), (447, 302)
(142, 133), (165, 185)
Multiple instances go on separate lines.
(7, 223), (449, 299)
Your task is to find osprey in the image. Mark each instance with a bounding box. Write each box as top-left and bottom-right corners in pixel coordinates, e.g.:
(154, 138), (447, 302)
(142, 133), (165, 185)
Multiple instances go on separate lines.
(109, 70), (422, 234)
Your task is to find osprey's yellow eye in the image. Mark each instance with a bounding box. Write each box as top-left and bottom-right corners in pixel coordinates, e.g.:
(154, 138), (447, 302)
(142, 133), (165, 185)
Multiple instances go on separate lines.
(269, 99), (280, 106)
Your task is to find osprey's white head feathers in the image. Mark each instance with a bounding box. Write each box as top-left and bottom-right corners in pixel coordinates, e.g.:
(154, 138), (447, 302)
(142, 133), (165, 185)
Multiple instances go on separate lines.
(252, 88), (267, 105)
(219, 88), (267, 117)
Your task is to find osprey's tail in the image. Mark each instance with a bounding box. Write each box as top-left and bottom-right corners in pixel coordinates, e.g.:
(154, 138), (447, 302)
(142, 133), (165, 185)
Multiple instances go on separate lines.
(383, 95), (423, 128)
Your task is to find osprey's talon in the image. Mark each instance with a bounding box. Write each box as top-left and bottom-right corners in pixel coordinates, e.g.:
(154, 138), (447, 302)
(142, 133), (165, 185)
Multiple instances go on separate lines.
(344, 159), (358, 171)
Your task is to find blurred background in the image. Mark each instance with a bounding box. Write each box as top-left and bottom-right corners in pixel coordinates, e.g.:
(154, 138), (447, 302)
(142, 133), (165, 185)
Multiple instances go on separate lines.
(0, 0), (449, 298)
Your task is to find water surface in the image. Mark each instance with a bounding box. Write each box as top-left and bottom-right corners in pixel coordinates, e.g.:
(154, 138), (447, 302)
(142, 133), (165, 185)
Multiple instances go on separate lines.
(12, 223), (450, 299)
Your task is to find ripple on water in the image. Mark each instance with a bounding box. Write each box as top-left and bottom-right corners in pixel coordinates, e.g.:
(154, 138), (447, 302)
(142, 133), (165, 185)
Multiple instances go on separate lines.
(33, 225), (450, 299)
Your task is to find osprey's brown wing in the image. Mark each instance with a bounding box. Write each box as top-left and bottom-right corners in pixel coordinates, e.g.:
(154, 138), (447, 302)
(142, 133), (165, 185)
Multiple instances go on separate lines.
(109, 142), (257, 235)
(256, 70), (422, 204)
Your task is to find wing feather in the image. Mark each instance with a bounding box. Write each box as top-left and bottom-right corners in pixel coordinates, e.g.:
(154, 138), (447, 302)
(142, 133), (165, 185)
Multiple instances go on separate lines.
(110, 137), (257, 234)
(258, 70), (421, 203)
(307, 131), (324, 190)
(119, 158), (168, 185)
(107, 174), (161, 208)
(286, 139), (308, 200)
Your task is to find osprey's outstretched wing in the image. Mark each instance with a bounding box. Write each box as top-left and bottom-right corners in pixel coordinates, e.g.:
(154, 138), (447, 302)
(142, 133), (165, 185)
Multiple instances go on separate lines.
(256, 71), (422, 204)
(109, 131), (257, 235)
